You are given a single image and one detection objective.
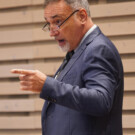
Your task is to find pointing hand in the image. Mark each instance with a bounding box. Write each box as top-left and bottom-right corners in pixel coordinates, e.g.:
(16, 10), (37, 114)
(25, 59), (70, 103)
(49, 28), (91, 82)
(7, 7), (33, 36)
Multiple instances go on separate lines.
(11, 69), (47, 93)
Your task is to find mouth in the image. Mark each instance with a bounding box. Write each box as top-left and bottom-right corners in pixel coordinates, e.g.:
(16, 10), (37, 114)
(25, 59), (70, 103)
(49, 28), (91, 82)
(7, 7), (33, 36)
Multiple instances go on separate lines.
(57, 39), (66, 46)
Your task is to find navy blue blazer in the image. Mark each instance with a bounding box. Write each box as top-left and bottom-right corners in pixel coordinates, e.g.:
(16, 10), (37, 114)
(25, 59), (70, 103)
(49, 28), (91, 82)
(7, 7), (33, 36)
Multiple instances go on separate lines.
(40, 27), (124, 135)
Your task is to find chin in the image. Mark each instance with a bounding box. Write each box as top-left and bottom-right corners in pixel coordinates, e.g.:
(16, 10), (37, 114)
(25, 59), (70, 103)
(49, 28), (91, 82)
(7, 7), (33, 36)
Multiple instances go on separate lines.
(58, 42), (70, 52)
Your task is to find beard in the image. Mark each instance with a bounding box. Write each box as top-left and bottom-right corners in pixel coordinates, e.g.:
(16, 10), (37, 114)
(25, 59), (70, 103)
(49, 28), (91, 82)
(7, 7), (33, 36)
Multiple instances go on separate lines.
(58, 41), (70, 52)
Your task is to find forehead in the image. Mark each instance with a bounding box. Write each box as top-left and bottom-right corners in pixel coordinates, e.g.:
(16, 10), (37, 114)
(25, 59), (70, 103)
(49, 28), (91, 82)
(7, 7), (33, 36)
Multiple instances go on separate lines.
(44, 1), (72, 20)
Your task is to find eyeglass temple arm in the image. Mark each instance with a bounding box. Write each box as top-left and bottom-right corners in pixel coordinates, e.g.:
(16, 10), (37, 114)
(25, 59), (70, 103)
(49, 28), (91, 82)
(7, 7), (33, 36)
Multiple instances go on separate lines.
(58, 10), (79, 28)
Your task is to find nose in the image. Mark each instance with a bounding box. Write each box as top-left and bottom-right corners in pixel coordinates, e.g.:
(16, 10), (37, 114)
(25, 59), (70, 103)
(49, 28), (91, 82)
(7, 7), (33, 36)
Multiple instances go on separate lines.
(49, 24), (60, 37)
(49, 30), (59, 37)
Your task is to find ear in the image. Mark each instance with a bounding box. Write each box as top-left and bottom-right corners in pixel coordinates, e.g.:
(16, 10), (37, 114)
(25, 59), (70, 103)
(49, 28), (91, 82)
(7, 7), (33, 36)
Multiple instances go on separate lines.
(77, 8), (87, 24)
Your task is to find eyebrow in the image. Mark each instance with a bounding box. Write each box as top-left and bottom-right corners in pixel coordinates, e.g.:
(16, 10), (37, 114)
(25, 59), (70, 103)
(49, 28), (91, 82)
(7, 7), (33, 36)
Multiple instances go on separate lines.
(52, 15), (59, 19)
(44, 14), (63, 20)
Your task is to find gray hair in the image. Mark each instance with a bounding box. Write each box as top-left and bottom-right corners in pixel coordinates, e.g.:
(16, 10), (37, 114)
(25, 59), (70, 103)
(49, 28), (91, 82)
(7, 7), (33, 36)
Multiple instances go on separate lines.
(44, 0), (91, 17)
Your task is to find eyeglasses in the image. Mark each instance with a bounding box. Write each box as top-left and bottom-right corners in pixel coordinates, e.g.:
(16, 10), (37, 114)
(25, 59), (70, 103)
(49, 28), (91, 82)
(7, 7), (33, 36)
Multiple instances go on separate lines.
(42, 9), (79, 32)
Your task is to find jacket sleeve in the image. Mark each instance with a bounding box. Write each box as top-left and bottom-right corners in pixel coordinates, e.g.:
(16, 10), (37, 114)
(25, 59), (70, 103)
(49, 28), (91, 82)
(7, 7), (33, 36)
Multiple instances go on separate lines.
(40, 43), (120, 116)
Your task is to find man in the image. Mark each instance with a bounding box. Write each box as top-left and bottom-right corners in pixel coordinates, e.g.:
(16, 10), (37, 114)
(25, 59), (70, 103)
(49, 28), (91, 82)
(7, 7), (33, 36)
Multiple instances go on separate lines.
(11, 0), (124, 135)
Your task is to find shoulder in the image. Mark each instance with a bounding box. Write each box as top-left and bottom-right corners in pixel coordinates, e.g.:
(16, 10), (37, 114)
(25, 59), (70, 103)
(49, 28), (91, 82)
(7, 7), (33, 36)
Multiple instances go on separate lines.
(83, 32), (120, 60)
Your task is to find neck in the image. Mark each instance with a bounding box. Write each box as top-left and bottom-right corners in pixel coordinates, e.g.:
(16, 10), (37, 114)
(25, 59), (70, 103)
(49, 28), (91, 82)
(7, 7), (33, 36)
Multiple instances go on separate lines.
(78, 18), (94, 43)
(84, 18), (94, 34)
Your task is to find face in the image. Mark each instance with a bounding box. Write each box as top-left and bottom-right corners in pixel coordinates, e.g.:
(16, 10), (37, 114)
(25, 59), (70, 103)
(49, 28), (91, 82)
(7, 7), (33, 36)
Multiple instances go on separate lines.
(44, 0), (83, 52)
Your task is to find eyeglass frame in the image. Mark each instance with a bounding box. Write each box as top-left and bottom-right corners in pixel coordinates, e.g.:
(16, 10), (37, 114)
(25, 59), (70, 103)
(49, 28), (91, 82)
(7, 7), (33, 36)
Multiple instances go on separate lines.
(42, 9), (79, 32)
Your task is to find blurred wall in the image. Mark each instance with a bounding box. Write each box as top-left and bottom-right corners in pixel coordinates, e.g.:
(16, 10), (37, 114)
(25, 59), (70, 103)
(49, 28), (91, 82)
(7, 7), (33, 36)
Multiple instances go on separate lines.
(0, 0), (135, 135)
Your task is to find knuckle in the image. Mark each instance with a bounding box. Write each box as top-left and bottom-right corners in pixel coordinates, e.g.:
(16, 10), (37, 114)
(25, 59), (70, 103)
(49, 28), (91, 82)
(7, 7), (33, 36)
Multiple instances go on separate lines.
(33, 70), (38, 74)
(29, 85), (33, 90)
(29, 81), (33, 86)
(29, 76), (34, 81)
(19, 75), (27, 81)
(35, 70), (40, 74)
(19, 75), (23, 80)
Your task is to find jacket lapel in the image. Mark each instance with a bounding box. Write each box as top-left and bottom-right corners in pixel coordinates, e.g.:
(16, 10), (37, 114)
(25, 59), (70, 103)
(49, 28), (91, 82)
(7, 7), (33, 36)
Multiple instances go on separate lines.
(57, 46), (85, 81)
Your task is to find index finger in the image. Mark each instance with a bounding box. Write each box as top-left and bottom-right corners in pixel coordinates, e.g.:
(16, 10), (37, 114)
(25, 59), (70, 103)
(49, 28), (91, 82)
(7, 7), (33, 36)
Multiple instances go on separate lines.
(11, 69), (35, 75)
